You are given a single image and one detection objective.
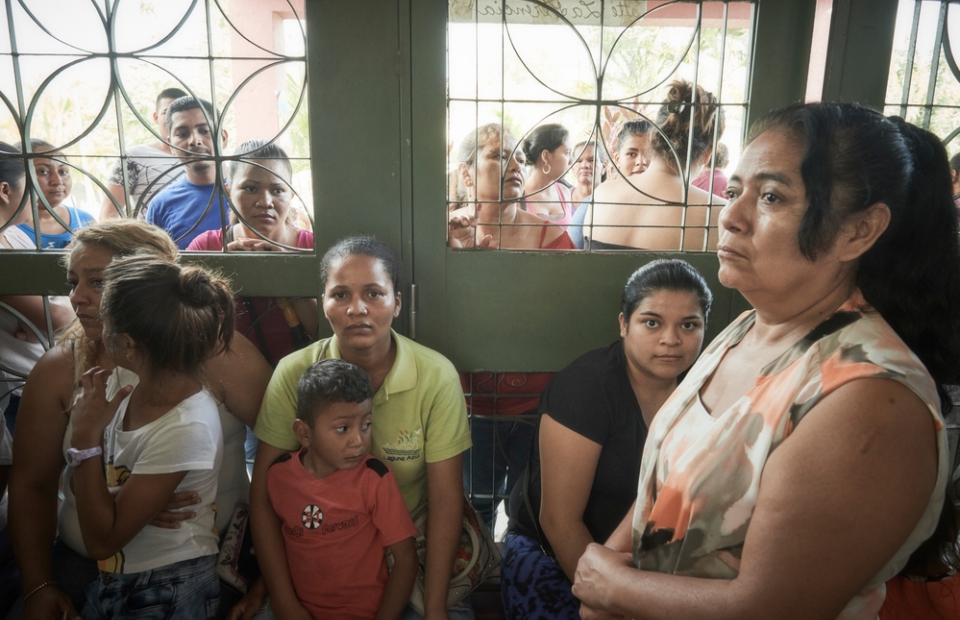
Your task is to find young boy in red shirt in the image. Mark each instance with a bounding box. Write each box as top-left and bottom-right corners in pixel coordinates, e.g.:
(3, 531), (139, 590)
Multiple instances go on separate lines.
(265, 359), (419, 619)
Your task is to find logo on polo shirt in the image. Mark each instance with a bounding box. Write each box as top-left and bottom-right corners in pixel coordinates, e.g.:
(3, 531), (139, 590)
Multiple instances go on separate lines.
(381, 429), (422, 463)
(302, 504), (323, 530)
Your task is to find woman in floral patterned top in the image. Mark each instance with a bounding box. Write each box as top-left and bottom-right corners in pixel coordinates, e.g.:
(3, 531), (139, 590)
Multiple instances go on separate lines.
(571, 103), (960, 620)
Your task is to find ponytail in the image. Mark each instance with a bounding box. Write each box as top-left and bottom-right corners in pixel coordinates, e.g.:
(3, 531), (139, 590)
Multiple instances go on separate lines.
(750, 102), (960, 577)
(177, 264), (236, 357)
(857, 119), (960, 407)
(650, 80), (724, 173)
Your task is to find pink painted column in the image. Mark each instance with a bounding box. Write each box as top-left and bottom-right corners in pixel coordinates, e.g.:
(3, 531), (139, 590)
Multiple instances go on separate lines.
(227, 0), (305, 146)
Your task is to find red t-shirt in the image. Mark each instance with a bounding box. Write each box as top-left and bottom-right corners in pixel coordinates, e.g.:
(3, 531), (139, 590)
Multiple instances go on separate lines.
(879, 575), (960, 620)
(267, 451), (418, 619)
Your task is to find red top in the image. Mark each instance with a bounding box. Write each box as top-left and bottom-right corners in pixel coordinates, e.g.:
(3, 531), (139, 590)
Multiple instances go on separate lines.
(267, 451), (418, 620)
(879, 574), (960, 620)
(538, 224), (576, 249)
(691, 168), (729, 198)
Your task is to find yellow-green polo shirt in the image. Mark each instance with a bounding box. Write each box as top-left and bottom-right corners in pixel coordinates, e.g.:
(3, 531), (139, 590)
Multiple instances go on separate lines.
(255, 330), (472, 511)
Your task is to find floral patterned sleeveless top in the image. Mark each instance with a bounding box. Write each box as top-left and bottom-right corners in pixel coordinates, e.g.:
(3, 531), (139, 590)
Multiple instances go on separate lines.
(631, 290), (949, 620)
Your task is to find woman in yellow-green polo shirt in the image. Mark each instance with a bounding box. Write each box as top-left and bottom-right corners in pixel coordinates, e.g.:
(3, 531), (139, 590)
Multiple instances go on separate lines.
(246, 236), (473, 620)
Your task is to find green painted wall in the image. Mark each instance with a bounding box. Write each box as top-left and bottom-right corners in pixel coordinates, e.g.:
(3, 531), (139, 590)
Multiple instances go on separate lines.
(0, 0), (903, 373)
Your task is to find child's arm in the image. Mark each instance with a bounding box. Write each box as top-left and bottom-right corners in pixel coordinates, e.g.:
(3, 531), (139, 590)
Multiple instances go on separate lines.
(376, 537), (418, 620)
(251, 441), (312, 620)
(69, 367), (188, 559)
(72, 459), (187, 558)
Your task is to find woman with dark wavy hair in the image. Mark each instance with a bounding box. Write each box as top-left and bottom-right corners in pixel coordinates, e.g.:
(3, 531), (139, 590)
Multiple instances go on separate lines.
(572, 102), (960, 620)
(522, 123), (573, 228)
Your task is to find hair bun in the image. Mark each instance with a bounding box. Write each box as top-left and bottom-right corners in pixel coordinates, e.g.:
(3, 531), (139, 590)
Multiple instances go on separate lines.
(666, 81), (694, 115)
(650, 80), (724, 172)
(178, 266), (218, 307)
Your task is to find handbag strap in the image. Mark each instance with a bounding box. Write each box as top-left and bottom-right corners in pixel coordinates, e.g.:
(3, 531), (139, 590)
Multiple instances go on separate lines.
(241, 296), (276, 367)
(520, 414), (555, 559)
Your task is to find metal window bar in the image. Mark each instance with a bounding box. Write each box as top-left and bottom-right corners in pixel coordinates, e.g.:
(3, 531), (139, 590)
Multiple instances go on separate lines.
(446, 0), (756, 253)
(0, 0), (310, 246)
(461, 371), (547, 539)
(886, 0), (960, 145)
(0, 0), (311, 354)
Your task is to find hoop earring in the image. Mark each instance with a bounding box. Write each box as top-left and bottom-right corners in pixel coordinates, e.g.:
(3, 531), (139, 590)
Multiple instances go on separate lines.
(542, 163), (551, 175)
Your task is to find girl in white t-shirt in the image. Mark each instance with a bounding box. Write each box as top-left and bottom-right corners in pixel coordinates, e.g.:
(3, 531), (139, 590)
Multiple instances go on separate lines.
(69, 255), (234, 619)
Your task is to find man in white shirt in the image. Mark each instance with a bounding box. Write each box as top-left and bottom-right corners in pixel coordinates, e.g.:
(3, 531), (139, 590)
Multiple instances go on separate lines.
(99, 87), (187, 221)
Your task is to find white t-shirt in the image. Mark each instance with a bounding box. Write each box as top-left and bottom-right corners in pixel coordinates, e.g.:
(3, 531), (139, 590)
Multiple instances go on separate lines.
(94, 369), (222, 573)
(106, 142), (183, 218)
(1, 225), (33, 249)
(59, 368), (248, 555)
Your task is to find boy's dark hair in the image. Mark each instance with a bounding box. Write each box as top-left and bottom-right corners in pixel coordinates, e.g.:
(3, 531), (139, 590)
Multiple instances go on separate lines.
(165, 96), (218, 131)
(297, 359), (374, 425)
(157, 88), (188, 110)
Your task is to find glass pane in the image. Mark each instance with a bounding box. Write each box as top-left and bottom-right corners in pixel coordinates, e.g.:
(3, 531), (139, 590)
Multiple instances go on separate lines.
(0, 0), (311, 250)
(884, 0), (960, 143)
(447, 0), (755, 252)
(0, 0), (316, 382)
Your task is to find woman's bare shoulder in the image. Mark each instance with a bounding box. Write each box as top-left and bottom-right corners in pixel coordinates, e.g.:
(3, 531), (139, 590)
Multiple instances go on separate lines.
(19, 341), (77, 415)
(33, 341), (77, 379)
(592, 178), (631, 201)
(206, 333), (269, 390)
(686, 183), (720, 205)
(595, 177), (665, 207)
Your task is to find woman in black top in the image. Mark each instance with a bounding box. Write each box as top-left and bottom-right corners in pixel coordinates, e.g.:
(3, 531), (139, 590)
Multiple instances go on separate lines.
(502, 259), (712, 619)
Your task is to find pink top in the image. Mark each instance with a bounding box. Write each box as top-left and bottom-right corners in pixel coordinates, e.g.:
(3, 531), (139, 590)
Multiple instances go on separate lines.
(525, 183), (573, 230)
(187, 227), (314, 252)
(691, 168), (729, 198)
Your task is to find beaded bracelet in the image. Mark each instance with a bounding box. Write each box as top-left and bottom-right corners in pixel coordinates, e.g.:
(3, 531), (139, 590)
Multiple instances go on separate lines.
(23, 580), (57, 602)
